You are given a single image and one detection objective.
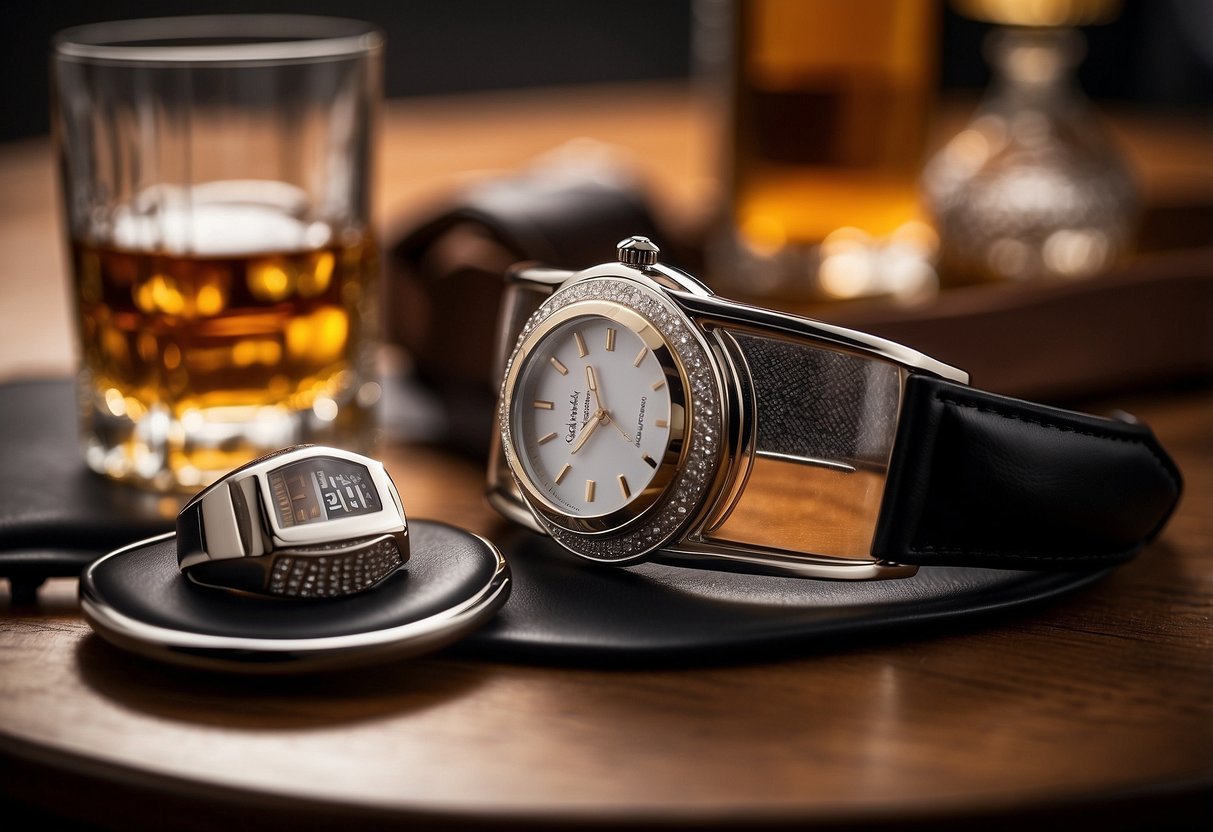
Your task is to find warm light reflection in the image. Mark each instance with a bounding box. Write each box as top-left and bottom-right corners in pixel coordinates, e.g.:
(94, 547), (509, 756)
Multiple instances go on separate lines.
(299, 251), (335, 296)
(249, 261), (292, 301)
(987, 238), (1030, 279)
(196, 283), (225, 315)
(817, 223), (939, 301)
(739, 214), (788, 257)
(312, 396), (339, 422)
(954, 0), (1121, 27)
(1043, 228), (1110, 277)
(104, 387), (126, 417)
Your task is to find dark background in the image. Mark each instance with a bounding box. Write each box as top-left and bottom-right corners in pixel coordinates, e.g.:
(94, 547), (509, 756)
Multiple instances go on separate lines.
(5, 0), (1212, 143)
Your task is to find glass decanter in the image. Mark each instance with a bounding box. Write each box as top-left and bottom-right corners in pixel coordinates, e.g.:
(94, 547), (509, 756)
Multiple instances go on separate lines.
(922, 25), (1138, 284)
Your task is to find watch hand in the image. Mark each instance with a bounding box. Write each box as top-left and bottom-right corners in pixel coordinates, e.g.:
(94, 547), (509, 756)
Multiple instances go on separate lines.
(570, 409), (604, 454)
(586, 364), (609, 414)
(606, 412), (637, 447)
(587, 363), (637, 447)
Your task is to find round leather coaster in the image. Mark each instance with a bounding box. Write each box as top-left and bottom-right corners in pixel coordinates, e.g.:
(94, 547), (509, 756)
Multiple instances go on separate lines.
(79, 520), (510, 674)
(456, 528), (1111, 664)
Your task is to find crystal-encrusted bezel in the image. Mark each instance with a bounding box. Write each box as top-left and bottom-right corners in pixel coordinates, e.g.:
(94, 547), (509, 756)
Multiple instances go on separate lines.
(499, 276), (723, 563)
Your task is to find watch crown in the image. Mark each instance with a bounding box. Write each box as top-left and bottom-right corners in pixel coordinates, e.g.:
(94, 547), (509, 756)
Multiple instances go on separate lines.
(617, 235), (660, 268)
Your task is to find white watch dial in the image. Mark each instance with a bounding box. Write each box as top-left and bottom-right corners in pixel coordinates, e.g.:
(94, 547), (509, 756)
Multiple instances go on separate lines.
(512, 314), (673, 518)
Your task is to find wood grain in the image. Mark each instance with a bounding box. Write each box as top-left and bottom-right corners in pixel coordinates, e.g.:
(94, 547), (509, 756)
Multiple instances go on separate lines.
(1, 389), (1209, 829)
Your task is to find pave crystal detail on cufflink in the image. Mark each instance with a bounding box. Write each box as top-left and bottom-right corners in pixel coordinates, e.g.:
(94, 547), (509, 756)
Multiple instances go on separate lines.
(268, 536), (404, 598)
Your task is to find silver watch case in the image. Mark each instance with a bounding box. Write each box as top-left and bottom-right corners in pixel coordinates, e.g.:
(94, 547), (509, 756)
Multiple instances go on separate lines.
(492, 253), (968, 581)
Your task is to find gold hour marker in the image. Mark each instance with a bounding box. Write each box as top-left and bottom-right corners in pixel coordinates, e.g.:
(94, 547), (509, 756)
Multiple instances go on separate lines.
(533, 400), (554, 410)
(555, 463), (571, 484)
(549, 356), (569, 375)
(642, 453), (657, 469)
(538, 431), (557, 445)
(605, 328), (616, 351)
(656, 418), (669, 428)
(633, 347), (648, 367)
(618, 474), (631, 499)
(585, 479), (596, 503)
(651, 378), (665, 391)
(574, 331), (588, 358)
(586, 364), (598, 392)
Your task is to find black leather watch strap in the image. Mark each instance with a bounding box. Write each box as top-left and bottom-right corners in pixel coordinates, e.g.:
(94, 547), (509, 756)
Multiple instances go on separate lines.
(873, 375), (1183, 570)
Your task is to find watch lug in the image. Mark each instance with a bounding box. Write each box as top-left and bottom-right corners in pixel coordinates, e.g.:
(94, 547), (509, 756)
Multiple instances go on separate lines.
(486, 479), (547, 535)
(647, 262), (715, 297)
(506, 262), (576, 288)
(563, 261), (715, 299)
(655, 542), (919, 580)
(673, 291), (968, 385)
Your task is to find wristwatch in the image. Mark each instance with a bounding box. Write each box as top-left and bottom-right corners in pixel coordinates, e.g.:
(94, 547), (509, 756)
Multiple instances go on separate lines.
(178, 446), (409, 597)
(487, 236), (1182, 579)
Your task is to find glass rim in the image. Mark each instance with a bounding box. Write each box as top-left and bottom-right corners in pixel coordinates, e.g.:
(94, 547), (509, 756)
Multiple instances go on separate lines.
(53, 14), (383, 66)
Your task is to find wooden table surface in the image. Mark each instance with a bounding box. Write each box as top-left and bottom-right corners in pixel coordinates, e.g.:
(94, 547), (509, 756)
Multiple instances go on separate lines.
(1, 82), (1211, 830)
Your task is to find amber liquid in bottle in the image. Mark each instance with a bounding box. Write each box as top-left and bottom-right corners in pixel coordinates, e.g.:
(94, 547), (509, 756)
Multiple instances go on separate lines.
(723, 0), (937, 300)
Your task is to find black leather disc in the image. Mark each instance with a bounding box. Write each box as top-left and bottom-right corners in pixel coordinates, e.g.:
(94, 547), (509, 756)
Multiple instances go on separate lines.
(456, 528), (1110, 664)
(80, 521), (510, 673)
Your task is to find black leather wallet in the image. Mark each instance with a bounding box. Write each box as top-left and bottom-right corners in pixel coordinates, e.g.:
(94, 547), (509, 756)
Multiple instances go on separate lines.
(0, 380), (176, 601)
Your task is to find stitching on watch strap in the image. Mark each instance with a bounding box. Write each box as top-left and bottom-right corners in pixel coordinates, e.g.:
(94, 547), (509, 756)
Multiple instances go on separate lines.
(903, 391), (1181, 563)
(909, 544), (1136, 562)
(932, 392), (1181, 495)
